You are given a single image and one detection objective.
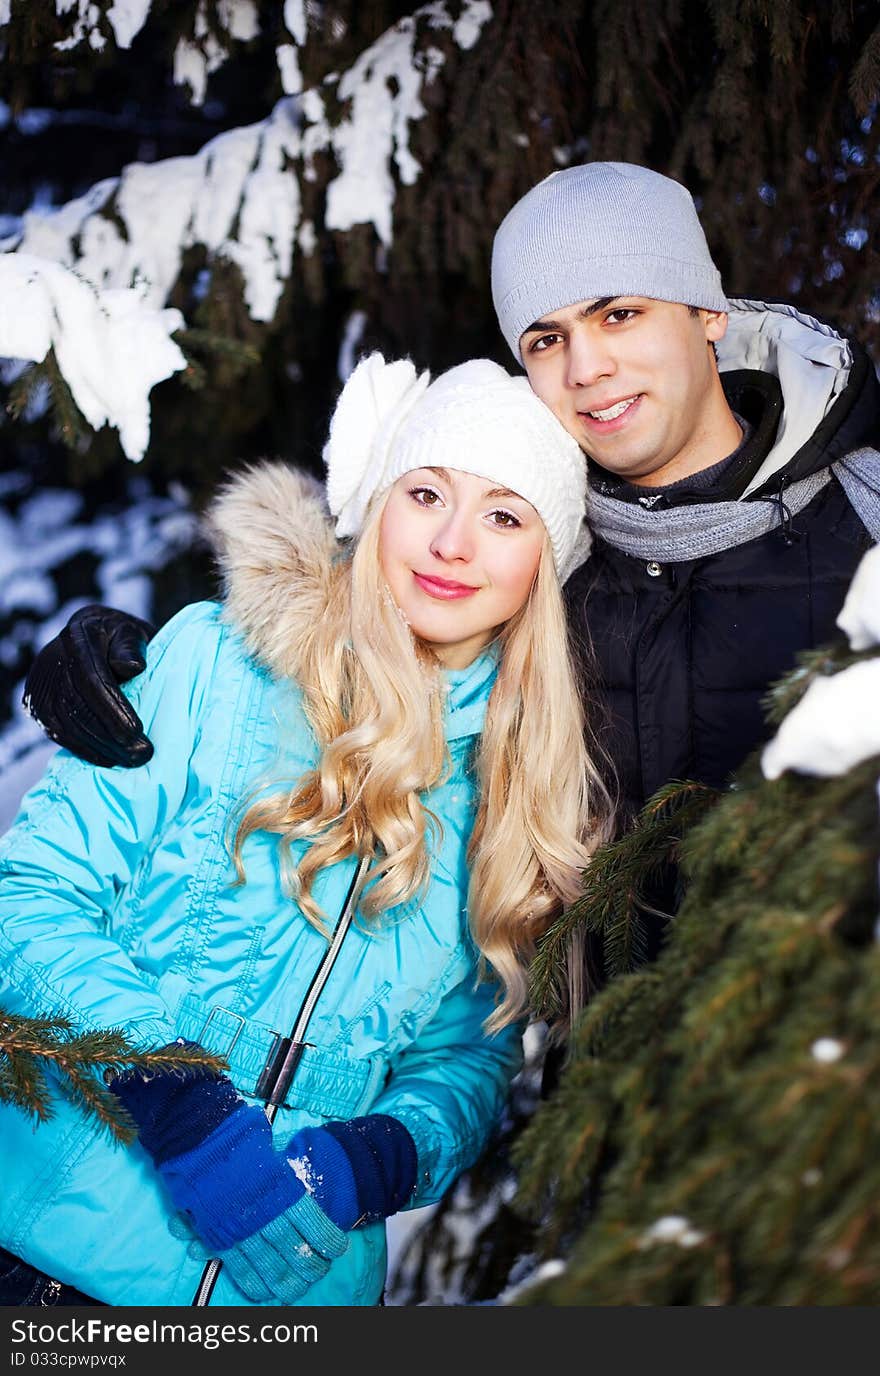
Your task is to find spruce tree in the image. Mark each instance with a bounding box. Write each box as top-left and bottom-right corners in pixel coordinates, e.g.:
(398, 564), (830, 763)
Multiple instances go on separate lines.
(1, 1), (877, 490)
(506, 632), (880, 1305)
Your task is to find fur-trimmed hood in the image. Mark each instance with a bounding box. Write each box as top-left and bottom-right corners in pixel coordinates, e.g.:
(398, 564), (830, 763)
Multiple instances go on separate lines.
(204, 461), (339, 684)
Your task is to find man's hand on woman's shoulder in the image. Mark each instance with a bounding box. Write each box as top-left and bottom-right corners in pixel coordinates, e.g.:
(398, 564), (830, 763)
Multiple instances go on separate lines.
(23, 604), (157, 768)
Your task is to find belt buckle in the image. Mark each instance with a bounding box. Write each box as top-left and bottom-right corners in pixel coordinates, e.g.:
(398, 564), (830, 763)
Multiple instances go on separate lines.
(196, 1005), (248, 1061)
(254, 1034), (310, 1106)
(196, 1005), (296, 1103)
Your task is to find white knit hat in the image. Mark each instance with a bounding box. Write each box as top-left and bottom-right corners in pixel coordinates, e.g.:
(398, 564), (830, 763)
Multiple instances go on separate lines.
(492, 161), (728, 361)
(323, 353), (590, 581)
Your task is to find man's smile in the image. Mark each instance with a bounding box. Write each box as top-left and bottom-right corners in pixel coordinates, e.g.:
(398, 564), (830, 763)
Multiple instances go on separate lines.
(578, 394), (643, 432)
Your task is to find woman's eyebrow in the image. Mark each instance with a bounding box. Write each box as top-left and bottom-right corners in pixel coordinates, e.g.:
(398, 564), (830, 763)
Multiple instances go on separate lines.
(483, 485), (524, 501)
(418, 468), (526, 503)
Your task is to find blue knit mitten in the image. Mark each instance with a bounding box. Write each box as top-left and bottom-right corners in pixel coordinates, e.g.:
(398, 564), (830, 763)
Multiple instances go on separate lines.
(222, 1194), (349, 1304)
(108, 1042), (304, 1250)
(220, 1115), (416, 1303)
(109, 1047), (242, 1163)
(157, 1103), (305, 1250)
(285, 1114), (418, 1230)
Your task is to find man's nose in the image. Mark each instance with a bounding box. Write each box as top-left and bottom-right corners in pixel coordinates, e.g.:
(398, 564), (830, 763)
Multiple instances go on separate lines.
(566, 329), (616, 389)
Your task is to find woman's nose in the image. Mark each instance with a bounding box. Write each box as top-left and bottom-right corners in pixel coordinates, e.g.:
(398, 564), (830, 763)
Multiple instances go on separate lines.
(429, 510), (475, 561)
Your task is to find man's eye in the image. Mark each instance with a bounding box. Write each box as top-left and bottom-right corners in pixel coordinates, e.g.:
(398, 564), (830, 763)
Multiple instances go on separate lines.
(527, 333), (561, 353)
(606, 309), (637, 324)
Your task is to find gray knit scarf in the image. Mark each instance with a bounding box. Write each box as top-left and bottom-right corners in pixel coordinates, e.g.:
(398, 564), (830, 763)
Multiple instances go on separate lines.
(586, 447), (880, 561)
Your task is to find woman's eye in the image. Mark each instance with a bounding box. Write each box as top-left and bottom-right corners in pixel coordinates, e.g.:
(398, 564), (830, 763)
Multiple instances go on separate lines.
(489, 509), (521, 528)
(409, 486), (441, 506)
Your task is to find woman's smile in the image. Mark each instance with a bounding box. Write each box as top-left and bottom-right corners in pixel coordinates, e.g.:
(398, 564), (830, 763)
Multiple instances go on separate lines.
(413, 572), (479, 599)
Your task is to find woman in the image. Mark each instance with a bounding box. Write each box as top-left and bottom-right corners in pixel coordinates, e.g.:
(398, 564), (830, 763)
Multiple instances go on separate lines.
(0, 355), (610, 1307)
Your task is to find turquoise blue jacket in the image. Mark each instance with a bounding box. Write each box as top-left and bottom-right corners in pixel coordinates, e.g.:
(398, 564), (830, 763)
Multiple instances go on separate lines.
(0, 467), (523, 1306)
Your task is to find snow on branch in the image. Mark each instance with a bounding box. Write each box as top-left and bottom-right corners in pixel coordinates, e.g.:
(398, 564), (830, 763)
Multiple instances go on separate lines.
(17, 1), (276, 104)
(322, 1), (493, 244)
(3, 1), (493, 459)
(12, 97), (304, 324)
(0, 254), (186, 460)
(172, 0), (260, 106)
(12, 2), (493, 307)
(5, 0), (481, 113)
(761, 545), (880, 780)
(52, 0), (153, 52)
(10, 19), (488, 341)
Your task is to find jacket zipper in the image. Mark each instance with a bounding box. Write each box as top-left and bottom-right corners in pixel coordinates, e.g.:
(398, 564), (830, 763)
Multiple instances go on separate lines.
(190, 854), (369, 1307)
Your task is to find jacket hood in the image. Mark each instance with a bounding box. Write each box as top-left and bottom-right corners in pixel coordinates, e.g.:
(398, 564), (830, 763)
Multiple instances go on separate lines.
(718, 298), (880, 495)
(205, 461), (339, 687)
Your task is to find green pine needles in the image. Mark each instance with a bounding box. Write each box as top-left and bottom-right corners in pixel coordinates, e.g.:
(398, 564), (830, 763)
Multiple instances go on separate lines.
(0, 1012), (227, 1144)
(529, 778), (722, 1021)
(512, 642), (880, 1305)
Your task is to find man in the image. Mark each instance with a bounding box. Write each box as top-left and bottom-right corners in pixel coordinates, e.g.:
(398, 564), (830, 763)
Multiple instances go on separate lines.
(492, 161), (879, 829)
(24, 161), (880, 861)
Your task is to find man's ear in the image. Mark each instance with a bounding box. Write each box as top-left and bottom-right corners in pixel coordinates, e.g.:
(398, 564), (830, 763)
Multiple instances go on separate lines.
(704, 310), (729, 343)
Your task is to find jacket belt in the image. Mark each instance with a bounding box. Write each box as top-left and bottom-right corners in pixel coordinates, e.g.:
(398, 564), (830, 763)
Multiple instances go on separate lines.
(174, 995), (385, 1121)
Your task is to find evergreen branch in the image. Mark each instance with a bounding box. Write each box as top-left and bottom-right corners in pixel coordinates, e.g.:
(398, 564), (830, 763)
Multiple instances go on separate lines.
(170, 328), (261, 394)
(759, 642), (868, 727)
(178, 356), (207, 391)
(177, 326), (261, 360)
(509, 726), (880, 1304)
(848, 18), (880, 117)
(6, 361), (47, 423)
(0, 1010), (228, 1143)
(43, 348), (93, 451)
(54, 1058), (141, 1144)
(173, 328), (261, 367)
(0, 1047), (53, 1122)
(530, 780), (720, 1020)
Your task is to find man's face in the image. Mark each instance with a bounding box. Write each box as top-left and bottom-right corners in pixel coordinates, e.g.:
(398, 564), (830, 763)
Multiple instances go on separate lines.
(519, 297), (731, 487)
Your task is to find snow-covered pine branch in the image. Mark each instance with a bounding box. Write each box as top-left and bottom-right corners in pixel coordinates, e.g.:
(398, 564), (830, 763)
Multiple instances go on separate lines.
(0, 254), (186, 460)
(1, 0), (300, 106)
(1, 1), (494, 460)
(761, 544), (880, 781)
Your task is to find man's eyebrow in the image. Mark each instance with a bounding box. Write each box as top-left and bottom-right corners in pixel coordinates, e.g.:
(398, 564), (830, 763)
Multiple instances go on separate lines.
(521, 297), (620, 335)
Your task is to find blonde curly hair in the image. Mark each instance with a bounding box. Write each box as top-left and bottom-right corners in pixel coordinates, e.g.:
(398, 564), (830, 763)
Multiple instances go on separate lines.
(233, 489), (611, 1033)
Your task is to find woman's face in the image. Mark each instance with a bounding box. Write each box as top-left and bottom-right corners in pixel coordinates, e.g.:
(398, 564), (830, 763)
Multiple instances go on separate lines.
(379, 466), (546, 669)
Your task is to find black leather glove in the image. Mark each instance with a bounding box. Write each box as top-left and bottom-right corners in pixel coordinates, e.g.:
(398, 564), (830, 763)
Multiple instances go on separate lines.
(23, 605), (157, 768)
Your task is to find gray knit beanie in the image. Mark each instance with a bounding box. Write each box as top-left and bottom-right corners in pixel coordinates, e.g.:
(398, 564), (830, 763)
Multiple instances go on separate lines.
(491, 161), (728, 362)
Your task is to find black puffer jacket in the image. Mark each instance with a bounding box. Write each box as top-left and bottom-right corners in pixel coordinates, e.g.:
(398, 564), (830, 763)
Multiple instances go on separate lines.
(565, 300), (880, 824)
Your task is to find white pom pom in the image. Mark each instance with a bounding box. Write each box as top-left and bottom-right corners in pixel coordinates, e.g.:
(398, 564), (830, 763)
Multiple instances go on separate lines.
(324, 352), (431, 538)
